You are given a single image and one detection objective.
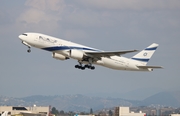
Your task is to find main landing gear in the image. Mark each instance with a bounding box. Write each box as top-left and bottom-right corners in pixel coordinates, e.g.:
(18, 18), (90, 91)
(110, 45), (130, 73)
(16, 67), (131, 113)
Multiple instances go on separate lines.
(75, 61), (95, 70)
(75, 64), (95, 70)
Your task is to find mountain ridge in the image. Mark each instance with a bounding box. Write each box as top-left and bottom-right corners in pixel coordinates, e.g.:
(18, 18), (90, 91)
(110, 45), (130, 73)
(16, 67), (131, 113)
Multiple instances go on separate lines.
(0, 91), (180, 112)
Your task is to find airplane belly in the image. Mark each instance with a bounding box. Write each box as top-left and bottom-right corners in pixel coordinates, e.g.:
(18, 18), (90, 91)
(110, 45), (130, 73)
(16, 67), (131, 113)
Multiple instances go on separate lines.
(101, 57), (126, 70)
(125, 63), (138, 71)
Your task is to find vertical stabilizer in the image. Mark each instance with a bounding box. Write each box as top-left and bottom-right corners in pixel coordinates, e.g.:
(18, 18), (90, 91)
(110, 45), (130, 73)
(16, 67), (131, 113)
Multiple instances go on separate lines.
(131, 43), (159, 65)
(2, 111), (8, 116)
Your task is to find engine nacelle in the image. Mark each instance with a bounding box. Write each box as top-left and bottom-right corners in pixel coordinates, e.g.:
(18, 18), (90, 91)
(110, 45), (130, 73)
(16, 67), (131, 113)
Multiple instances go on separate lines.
(52, 53), (69, 60)
(70, 49), (84, 60)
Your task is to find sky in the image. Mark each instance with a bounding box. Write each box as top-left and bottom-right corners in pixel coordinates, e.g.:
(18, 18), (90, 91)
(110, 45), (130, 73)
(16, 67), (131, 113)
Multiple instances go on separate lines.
(0, 0), (180, 100)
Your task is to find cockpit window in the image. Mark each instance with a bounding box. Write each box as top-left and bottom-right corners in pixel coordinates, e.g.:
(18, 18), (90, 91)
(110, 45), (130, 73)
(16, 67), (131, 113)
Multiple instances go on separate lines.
(22, 33), (28, 36)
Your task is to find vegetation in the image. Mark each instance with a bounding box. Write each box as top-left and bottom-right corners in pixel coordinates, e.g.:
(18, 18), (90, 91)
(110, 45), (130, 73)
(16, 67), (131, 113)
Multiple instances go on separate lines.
(51, 107), (60, 116)
(51, 107), (94, 116)
(51, 106), (180, 116)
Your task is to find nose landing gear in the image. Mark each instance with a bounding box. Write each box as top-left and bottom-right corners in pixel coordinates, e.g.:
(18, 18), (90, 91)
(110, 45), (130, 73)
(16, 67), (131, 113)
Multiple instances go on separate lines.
(27, 47), (31, 53)
(22, 41), (31, 53)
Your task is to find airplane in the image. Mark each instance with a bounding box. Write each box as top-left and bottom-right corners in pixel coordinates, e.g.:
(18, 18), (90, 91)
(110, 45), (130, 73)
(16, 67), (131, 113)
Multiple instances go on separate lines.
(18, 32), (163, 71)
(1, 111), (8, 116)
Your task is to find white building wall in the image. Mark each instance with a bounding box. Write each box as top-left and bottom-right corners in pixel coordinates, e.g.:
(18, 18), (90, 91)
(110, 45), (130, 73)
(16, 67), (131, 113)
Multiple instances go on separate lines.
(118, 107), (146, 116)
(0, 106), (49, 116)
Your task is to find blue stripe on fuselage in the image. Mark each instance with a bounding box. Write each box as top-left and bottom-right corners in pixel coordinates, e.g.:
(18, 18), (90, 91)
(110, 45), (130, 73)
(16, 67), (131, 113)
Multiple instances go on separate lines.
(42, 46), (100, 52)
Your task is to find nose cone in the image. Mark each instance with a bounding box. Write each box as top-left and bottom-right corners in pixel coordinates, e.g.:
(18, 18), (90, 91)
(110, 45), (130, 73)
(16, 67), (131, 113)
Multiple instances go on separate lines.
(19, 35), (23, 40)
(19, 34), (27, 41)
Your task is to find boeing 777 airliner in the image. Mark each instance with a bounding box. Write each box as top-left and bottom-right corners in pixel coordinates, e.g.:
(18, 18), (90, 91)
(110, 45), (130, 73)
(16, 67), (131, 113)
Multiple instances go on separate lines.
(18, 33), (162, 71)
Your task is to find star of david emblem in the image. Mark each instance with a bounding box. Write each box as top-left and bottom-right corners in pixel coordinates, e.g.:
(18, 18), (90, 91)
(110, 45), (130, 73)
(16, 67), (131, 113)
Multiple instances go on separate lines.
(143, 52), (147, 56)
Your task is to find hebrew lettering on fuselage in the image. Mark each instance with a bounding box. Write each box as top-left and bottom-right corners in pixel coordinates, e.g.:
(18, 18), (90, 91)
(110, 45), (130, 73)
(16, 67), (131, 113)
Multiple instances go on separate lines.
(39, 36), (57, 43)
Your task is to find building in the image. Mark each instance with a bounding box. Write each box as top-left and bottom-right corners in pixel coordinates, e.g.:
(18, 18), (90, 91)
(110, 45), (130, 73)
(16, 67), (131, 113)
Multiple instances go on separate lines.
(114, 107), (146, 116)
(170, 114), (180, 116)
(0, 106), (50, 116)
(74, 115), (95, 116)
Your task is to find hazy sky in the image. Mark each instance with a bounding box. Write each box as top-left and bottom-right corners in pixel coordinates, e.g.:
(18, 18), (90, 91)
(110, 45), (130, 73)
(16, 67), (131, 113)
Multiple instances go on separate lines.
(0, 0), (180, 100)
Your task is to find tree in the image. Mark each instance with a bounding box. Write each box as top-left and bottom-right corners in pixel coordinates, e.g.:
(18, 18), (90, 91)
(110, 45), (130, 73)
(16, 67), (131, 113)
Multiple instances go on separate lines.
(59, 110), (64, 115)
(90, 108), (93, 114)
(68, 111), (75, 116)
(80, 112), (86, 115)
(51, 107), (59, 116)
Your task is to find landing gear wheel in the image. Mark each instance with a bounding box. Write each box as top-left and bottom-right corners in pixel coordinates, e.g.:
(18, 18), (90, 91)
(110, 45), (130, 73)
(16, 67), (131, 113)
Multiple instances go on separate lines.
(84, 64), (91, 69)
(75, 65), (85, 70)
(75, 61), (95, 70)
(27, 49), (31, 53)
(81, 67), (85, 70)
(84, 65), (88, 68)
(91, 66), (95, 70)
(75, 65), (79, 68)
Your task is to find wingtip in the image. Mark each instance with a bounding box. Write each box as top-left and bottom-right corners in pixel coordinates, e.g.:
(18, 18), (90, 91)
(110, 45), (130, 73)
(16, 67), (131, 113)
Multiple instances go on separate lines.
(134, 49), (139, 52)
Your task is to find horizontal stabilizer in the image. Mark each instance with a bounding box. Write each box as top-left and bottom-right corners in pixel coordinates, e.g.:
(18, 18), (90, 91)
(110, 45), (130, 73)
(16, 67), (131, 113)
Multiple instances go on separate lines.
(137, 65), (163, 69)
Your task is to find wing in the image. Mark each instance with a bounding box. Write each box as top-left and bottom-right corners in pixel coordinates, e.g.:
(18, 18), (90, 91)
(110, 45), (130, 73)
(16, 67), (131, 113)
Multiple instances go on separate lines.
(137, 66), (163, 69)
(85, 50), (138, 57)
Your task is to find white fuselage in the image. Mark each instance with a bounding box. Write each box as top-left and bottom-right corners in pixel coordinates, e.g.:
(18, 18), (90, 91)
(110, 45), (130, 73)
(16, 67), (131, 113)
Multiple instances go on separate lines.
(19, 33), (151, 71)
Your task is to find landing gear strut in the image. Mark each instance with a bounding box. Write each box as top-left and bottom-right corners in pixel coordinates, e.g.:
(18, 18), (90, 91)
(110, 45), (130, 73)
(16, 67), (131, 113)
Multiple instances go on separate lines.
(22, 41), (31, 53)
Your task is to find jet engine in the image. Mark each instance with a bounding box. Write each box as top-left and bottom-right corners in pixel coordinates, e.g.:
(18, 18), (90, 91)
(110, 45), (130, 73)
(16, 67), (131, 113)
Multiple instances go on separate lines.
(52, 53), (69, 60)
(70, 49), (85, 60)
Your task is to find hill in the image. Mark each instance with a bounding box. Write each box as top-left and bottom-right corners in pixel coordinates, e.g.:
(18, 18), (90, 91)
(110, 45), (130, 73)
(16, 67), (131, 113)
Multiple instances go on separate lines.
(0, 91), (180, 111)
(142, 91), (180, 107)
